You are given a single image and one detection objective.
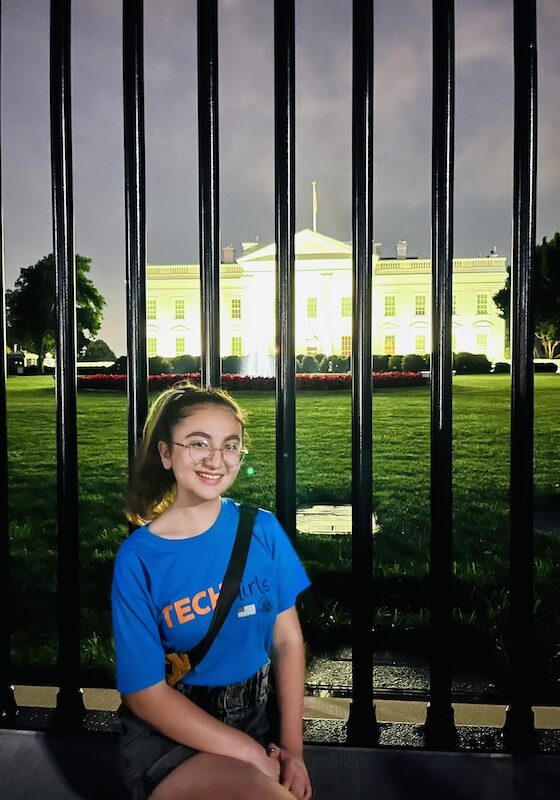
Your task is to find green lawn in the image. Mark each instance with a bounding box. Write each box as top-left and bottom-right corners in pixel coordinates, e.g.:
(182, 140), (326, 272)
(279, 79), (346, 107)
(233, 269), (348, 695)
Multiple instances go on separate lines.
(6, 375), (560, 696)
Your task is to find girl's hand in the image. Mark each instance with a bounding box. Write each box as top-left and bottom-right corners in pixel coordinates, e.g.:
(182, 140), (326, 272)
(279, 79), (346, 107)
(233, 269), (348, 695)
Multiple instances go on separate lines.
(251, 744), (281, 782)
(267, 743), (312, 800)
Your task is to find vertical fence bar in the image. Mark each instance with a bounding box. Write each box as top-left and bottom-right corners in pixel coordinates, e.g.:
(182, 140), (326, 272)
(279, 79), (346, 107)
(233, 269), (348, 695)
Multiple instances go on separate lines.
(347, 0), (378, 746)
(198, 0), (220, 388)
(123, 0), (148, 460)
(0, 0), (18, 720)
(503, 0), (537, 753)
(425, 0), (457, 749)
(274, 0), (296, 535)
(50, 0), (84, 724)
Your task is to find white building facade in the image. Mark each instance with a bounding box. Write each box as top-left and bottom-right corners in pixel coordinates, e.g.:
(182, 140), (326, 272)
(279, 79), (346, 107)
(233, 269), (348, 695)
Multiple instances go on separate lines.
(146, 229), (508, 363)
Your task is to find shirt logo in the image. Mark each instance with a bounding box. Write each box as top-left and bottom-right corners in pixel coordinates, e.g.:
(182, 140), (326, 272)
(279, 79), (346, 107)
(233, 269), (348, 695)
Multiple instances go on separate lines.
(237, 604), (257, 618)
(162, 583), (222, 629)
(259, 597), (274, 614)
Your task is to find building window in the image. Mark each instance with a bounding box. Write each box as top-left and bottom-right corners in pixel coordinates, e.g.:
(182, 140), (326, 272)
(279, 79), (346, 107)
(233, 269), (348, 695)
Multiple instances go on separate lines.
(175, 337), (186, 356)
(415, 335), (426, 355)
(476, 333), (488, 353)
(231, 298), (242, 319)
(147, 299), (157, 320)
(231, 336), (242, 356)
(452, 294), (457, 315)
(174, 299), (185, 319)
(306, 346), (318, 357)
(415, 295), (426, 316)
(341, 336), (351, 357)
(384, 295), (396, 317)
(476, 293), (488, 315)
(384, 335), (396, 356)
(307, 297), (317, 318)
(147, 337), (157, 357)
(341, 296), (351, 317)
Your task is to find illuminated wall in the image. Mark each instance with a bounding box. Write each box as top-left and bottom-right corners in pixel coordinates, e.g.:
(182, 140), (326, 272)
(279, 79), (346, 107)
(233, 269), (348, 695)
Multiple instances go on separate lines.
(146, 229), (507, 362)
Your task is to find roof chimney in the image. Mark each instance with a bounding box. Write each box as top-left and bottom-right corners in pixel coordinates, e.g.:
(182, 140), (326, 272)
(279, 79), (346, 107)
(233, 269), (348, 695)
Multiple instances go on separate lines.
(222, 244), (236, 264)
(396, 239), (408, 259)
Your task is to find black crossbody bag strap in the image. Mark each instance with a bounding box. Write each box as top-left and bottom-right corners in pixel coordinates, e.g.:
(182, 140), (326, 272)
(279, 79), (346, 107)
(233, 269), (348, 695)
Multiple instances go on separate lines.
(187, 504), (258, 669)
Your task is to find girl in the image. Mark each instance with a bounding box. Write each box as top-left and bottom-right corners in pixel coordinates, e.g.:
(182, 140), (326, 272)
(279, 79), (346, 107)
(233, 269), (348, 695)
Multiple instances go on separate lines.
(112, 381), (312, 800)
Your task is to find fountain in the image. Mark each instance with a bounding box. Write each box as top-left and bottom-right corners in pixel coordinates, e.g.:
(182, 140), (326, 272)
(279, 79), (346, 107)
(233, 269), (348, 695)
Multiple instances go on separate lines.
(243, 339), (275, 377)
(242, 292), (275, 376)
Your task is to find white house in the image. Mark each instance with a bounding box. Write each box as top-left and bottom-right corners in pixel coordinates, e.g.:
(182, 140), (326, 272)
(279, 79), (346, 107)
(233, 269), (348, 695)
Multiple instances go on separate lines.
(146, 229), (507, 363)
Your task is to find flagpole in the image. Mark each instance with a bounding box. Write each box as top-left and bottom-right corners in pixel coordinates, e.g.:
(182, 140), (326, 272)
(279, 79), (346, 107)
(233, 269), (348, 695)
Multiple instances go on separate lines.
(312, 180), (318, 232)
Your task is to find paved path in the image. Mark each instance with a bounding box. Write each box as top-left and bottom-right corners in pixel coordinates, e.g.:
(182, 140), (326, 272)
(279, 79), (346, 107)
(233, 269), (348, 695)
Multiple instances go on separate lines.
(298, 503), (560, 535)
(297, 504), (379, 534)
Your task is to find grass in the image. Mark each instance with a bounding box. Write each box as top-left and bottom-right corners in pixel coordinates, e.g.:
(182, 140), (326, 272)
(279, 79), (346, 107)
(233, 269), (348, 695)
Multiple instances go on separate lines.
(6, 374), (560, 697)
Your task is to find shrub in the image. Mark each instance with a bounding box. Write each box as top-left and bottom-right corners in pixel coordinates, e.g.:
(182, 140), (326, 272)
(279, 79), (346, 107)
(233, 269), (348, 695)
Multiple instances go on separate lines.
(222, 355), (243, 374)
(315, 353), (326, 365)
(317, 355), (340, 373)
(149, 356), (173, 375)
(172, 354), (198, 373)
(493, 362), (511, 374)
(473, 354), (492, 374)
(453, 352), (467, 372)
(326, 355), (345, 373)
(454, 352), (492, 374)
(77, 371), (428, 392)
(77, 365), (109, 376)
(301, 355), (318, 373)
(326, 355), (348, 373)
(388, 355), (403, 371)
(111, 355), (127, 374)
(402, 354), (426, 372)
(373, 355), (389, 372)
(534, 362), (558, 373)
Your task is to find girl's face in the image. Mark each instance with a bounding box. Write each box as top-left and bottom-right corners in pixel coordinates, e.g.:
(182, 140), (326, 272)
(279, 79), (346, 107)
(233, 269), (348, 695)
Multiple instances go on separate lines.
(158, 404), (244, 506)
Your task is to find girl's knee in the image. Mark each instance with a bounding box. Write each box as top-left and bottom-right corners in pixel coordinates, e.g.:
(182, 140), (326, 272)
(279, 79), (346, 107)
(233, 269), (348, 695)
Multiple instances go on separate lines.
(147, 754), (288, 800)
(242, 784), (292, 800)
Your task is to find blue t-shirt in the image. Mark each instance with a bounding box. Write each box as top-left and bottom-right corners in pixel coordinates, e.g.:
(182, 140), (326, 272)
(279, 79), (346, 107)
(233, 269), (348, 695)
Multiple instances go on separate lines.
(112, 498), (311, 695)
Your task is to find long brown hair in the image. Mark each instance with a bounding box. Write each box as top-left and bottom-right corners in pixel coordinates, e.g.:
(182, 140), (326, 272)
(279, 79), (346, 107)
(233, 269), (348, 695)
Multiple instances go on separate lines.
(125, 381), (246, 525)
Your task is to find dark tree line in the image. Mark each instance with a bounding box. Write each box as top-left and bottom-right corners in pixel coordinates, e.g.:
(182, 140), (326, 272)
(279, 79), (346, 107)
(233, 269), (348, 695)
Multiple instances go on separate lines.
(494, 232), (560, 359)
(7, 253), (106, 369)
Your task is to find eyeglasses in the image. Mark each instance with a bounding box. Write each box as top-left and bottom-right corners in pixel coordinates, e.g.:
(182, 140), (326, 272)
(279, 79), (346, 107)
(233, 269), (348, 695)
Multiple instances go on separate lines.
(173, 441), (248, 467)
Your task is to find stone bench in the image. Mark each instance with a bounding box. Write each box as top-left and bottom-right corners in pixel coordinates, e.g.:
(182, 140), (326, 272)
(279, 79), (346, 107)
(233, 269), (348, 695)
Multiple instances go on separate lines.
(2, 728), (560, 799)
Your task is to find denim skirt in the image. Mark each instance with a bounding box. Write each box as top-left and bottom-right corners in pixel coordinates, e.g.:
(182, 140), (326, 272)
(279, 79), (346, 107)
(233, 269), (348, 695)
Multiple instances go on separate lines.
(119, 662), (273, 800)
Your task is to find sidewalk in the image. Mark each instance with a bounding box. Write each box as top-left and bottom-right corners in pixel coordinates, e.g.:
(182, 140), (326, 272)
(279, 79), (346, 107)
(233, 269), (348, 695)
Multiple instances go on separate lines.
(297, 504), (379, 534)
(13, 685), (560, 730)
(297, 503), (560, 535)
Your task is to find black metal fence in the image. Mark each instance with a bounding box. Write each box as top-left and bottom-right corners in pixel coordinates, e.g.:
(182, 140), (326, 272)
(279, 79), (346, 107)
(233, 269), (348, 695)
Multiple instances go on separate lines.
(0, 0), (539, 753)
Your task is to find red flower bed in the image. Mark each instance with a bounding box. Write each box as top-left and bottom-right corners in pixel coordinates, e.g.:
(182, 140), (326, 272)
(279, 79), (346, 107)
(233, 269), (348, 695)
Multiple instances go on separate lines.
(77, 371), (427, 392)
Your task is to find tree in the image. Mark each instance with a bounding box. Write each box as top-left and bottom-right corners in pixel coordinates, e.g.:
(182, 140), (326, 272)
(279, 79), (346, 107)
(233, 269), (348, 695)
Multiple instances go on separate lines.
(493, 232), (560, 359)
(6, 253), (106, 369)
(80, 339), (116, 362)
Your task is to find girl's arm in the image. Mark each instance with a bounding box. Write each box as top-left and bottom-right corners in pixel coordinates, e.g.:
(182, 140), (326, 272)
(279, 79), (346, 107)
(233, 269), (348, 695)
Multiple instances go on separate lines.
(270, 606), (312, 799)
(123, 681), (278, 780)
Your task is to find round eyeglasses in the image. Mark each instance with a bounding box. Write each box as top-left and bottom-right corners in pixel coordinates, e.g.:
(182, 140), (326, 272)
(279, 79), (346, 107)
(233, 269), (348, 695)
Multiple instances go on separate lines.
(173, 441), (248, 467)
